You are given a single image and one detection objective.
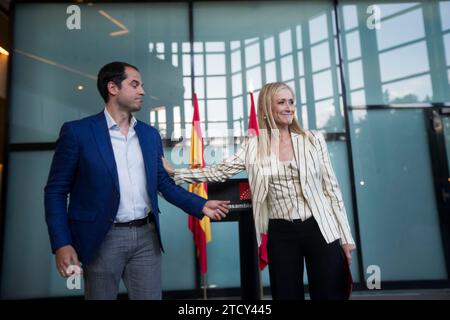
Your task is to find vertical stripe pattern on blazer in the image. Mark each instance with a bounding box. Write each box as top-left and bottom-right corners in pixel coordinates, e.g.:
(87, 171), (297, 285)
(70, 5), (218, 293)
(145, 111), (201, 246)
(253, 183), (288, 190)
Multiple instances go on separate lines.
(174, 130), (355, 246)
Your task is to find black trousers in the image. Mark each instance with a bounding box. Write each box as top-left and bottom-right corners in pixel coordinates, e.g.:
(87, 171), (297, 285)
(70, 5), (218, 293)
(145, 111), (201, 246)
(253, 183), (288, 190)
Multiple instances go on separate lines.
(267, 217), (347, 300)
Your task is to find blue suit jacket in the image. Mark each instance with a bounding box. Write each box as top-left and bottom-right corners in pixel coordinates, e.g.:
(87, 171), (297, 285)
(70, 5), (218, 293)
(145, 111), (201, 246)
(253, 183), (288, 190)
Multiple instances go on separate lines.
(44, 111), (207, 264)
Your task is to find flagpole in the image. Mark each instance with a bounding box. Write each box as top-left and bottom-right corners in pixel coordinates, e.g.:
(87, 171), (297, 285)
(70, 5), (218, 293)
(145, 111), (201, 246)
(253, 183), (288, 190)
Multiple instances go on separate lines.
(189, 93), (212, 300)
(259, 269), (264, 299)
(202, 273), (208, 300)
(248, 88), (266, 300)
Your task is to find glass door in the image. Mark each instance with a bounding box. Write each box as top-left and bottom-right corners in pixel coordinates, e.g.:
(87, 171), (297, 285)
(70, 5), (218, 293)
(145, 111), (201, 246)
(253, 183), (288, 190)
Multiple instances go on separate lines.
(427, 107), (450, 279)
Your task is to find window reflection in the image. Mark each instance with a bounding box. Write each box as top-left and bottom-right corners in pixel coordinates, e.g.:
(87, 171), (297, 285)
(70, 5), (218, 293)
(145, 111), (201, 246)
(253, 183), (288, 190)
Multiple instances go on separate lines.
(376, 7), (424, 51)
(311, 42), (331, 72)
(279, 29), (293, 55)
(301, 104), (309, 129)
(233, 96), (244, 137)
(444, 34), (450, 66)
(231, 50), (241, 73)
(300, 78), (307, 104)
(345, 31), (361, 60)
(378, 2), (420, 19)
(173, 106), (181, 139)
(207, 100), (227, 121)
(150, 107), (167, 138)
(348, 60), (364, 90)
(351, 89), (366, 106)
(182, 54), (191, 76)
(183, 77), (192, 99)
(379, 42), (429, 83)
(383, 74), (433, 103)
(309, 14), (328, 44)
(441, 1), (450, 31)
(343, 5), (358, 31)
(194, 77), (204, 99)
(193, 42), (203, 53)
(281, 55), (294, 81)
(264, 37), (275, 60)
(297, 51), (305, 76)
(10, 1), (450, 143)
(182, 42), (191, 53)
(146, 2), (347, 137)
(206, 77), (227, 98)
(193, 54), (204, 75)
(206, 54), (226, 75)
(265, 61), (277, 83)
(245, 42), (260, 68)
(341, 1), (449, 105)
(315, 98), (337, 130)
(313, 70), (334, 101)
(232, 74), (243, 96)
(247, 67), (262, 90)
(205, 42), (225, 52)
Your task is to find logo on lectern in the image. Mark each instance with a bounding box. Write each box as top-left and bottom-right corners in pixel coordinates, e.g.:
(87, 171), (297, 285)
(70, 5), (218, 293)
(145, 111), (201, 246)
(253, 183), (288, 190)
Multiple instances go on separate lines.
(239, 182), (251, 201)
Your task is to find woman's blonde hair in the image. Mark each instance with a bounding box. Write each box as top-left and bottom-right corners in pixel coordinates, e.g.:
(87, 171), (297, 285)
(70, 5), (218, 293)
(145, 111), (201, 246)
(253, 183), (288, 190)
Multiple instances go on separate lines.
(256, 82), (311, 158)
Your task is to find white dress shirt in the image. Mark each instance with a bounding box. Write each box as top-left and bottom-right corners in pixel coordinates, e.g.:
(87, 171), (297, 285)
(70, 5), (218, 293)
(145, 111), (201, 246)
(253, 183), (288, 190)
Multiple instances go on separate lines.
(104, 108), (151, 223)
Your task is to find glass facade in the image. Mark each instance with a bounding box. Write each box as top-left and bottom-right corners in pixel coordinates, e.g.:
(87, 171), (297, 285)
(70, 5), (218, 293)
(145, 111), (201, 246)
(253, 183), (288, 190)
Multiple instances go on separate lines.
(341, 0), (450, 105)
(350, 109), (446, 280)
(341, 0), (449, 281)
(1, 0), (450, 298)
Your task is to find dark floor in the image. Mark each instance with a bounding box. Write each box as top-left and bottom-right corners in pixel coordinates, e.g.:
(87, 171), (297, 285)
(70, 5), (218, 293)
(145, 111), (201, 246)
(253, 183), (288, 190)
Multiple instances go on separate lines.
(348, 288), (450, 300)
(208, 288), (450, 300)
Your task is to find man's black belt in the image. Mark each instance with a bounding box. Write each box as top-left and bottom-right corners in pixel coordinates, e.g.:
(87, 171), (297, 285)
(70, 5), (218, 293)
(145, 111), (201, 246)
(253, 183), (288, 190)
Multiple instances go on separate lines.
(114, 214), (154, 227)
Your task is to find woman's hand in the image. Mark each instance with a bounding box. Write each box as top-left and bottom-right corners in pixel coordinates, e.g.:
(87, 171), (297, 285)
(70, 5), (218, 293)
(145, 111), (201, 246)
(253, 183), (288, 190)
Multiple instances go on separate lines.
(342, 243), (356, 265)
(162, 157), (175, 177)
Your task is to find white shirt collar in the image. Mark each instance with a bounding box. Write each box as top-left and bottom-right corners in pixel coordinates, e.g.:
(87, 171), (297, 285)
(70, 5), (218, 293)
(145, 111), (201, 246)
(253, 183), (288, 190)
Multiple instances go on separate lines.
(104, 108), (137, 130)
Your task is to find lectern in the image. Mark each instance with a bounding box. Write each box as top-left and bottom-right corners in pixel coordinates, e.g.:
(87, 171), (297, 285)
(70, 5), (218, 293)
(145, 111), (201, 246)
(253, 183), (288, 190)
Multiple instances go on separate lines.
(207, 178), (261, 300)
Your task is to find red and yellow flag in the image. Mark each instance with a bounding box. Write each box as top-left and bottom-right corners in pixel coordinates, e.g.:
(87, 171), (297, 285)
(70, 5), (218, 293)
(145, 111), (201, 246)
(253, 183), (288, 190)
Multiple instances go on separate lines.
(188, 93), (211, 274)
(248, 91), (268, 271)
(248, 92), (260, 137)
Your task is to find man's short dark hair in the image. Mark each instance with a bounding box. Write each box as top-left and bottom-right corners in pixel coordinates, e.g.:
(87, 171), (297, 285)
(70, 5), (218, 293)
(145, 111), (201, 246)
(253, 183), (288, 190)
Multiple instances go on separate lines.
(97, 62), (139, 103)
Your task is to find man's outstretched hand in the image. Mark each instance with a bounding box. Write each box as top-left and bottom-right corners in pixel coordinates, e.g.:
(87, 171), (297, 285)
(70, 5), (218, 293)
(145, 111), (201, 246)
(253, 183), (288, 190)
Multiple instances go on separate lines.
(202, 200), (230, 220)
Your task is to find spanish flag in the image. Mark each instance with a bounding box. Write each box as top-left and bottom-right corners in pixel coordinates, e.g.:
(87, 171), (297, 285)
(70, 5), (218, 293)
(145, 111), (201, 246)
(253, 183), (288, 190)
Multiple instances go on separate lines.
(248, 91), (268, 271)
(188, 93), (211, 274)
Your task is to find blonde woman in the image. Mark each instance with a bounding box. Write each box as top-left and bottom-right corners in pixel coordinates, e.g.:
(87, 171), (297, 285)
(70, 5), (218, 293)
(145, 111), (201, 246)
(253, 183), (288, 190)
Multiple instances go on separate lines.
(163, 82), (356, 300)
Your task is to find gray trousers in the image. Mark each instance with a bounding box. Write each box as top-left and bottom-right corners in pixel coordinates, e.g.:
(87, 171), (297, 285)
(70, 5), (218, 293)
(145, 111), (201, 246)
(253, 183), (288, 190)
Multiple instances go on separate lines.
(83, 222), (161, 300)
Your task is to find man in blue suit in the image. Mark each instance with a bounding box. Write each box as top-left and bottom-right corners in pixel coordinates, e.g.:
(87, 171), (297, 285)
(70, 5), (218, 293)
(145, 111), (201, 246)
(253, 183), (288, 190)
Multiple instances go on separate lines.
(44, 61), (229, 299)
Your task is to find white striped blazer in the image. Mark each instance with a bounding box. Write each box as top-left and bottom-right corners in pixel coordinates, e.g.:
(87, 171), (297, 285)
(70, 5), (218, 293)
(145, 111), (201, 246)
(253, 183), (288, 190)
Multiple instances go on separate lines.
(174, 130), (355, 246)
